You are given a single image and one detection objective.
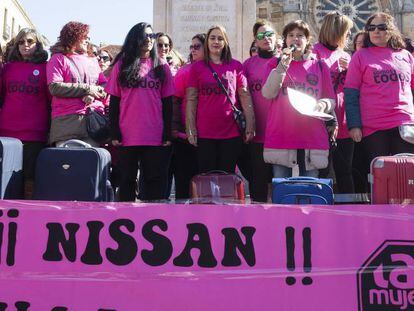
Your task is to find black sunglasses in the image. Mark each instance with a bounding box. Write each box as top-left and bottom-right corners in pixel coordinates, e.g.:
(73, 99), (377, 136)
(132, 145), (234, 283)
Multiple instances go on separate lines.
(190, 43), (202, 51)
(144, 33), (156, 39)
(158, 43), (170, 48)
(98, 55), (110, 62)
(18, 38), (36, 45)
(367, 24), (388, 32)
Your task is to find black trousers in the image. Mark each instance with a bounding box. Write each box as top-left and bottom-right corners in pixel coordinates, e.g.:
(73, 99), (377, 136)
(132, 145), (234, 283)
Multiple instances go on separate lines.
(352, 141), (369, 193)
(332, 138), (355, 193)
(118, 146), (171, 201)
(247, 143), (272, 202)
(173, 139), (198, 199)
(362, 127), (414, 173)
(197, 137), (242, 173)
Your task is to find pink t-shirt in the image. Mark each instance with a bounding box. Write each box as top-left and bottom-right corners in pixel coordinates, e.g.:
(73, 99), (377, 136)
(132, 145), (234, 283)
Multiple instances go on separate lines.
(188, 59), (247, 139)
(264, 58), (335, 150)
(345, 47), (414, 137)
(243, 55), (275, 143)
(105, 58), (175, 146)
(174, 63), (192, 127)
(0, 62), (50, 142)
(313, 42), (351, 139)
(47, 53), (106, 118)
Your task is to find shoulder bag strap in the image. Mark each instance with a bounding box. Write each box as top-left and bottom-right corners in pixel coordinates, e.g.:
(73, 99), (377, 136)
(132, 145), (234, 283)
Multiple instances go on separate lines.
(206, 62), (239, 112)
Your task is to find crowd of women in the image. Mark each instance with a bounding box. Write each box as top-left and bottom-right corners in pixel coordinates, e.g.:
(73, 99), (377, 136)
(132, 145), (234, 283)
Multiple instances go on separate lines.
(0, 11), (413, 202)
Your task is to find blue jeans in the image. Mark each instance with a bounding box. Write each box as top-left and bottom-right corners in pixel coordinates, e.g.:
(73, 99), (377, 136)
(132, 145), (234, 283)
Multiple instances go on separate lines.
(272, 164), (319, 178)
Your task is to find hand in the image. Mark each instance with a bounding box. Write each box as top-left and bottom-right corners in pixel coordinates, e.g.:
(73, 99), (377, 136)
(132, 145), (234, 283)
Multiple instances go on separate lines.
(89, 85), (106, 99)
(82, 95), (95, 105)
(328, 126), (338, 141)
(349, 128), (362, 142)
(112, 140), (122, 146)
(280, 51), (293, 68)
(188, 134), (197, 146)
(244, 131), (255, 143)
(315, 100), (327, 112)
(338, 57), (349, 71)
(162, 140), (172, 147)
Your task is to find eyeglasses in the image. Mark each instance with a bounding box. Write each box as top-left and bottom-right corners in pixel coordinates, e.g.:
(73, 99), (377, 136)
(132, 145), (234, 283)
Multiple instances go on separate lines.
(367, 24), (388, 32)
(190, 43), (202, 51)
(98, 55), (110, 62)
(158, 43), (170, 48)
(18, 38), (36, 45)
(256, 31), (275, 40)
(144, 33), (156, 39)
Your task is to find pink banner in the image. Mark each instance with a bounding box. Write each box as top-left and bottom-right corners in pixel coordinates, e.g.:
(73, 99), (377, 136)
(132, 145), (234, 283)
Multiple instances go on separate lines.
(0, 201), (413, 310)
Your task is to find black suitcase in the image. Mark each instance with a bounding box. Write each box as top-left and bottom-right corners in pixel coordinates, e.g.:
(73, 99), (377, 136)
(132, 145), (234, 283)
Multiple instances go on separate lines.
(33, 140), (113, 201)
(0, 137), (23, 199)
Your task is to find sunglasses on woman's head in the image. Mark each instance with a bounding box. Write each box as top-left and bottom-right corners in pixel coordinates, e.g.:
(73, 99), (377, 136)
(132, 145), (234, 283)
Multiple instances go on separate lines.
(18, 38), (36, 45)
(157, 43), (170, 48)
(256, 31), (275, 40)
(367, 24), (388, 32)
(190, 43), (202, 51)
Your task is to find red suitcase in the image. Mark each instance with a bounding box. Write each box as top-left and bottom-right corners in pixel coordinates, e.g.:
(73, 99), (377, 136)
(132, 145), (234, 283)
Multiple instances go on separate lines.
(190, 171), (245, 203)
(369, 154), (414, 204)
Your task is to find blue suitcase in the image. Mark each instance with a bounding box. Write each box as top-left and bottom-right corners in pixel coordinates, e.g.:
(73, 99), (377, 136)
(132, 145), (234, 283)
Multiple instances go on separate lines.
(33, 140), (113, 202)
(272, 177), (333, 205)
(0, 137), (23, 199)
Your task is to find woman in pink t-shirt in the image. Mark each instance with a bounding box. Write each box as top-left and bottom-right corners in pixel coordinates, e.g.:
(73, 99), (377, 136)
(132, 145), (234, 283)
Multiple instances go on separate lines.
(242, 20), (278, 202)
(47, 21), (107, 147)
(262, 20), (336, 178)
(0, 28), (49, 199)
(186, 25), (255, 174)
(156, 33), (185, 77)
(313, 11), (354, 193)
(105, 22), (175, 202)
(344, 13), (414, 172)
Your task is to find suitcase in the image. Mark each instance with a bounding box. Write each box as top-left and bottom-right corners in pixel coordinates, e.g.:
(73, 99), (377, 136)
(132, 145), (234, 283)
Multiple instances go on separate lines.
(190, 171), (245, 203)
(272, 177), (334, 204)
(0, 137), (23, 199)
(369, 153), (414, 204)
(33, 140), (113, 202)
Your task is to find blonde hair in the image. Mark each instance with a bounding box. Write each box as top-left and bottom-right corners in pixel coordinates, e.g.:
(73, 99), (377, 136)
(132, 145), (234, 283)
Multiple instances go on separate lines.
(318, 11), (353, 49)
(204, 25), (232, 64)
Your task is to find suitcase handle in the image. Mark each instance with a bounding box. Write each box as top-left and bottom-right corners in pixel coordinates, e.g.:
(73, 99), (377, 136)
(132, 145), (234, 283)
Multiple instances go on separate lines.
(394, 153), (414, 157)
(201, 170), (230, 176)
(62, 139), (92, 148)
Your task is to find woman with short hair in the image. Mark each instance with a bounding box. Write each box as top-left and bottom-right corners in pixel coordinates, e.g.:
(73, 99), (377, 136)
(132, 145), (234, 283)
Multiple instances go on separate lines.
(0, 28), (49, 198)
(262, 20), (336, 178)
(345, 13), (414, 171)
(186, 25), (255, 174)
(47, 21), (107, 147)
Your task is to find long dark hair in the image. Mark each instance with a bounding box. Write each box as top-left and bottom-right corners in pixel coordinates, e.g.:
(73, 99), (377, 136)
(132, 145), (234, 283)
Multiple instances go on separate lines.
(7, 28), (48, 63)
(363, 13), (405, 50)
(113, 22), (164, 87)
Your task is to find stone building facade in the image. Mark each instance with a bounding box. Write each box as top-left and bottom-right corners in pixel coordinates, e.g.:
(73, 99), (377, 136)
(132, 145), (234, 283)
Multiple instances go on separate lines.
(256, 0), (414, 39)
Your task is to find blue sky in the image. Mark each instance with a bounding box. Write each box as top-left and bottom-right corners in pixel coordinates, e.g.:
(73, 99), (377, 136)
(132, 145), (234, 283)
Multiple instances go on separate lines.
(18, 0), (154, 46)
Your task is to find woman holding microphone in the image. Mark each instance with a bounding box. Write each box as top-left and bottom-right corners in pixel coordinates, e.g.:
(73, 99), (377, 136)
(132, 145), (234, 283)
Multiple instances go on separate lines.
(262, 20), (336, 178)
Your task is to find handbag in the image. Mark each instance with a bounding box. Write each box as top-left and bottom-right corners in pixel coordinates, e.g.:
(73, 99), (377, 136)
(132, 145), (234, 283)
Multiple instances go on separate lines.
(85, 107), (110, 143)
(206, 63), (246, 133)
(399, 124), (414, 144)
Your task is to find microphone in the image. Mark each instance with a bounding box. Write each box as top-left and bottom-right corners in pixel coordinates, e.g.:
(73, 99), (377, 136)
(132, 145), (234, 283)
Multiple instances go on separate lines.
(282, 44), (297, 55)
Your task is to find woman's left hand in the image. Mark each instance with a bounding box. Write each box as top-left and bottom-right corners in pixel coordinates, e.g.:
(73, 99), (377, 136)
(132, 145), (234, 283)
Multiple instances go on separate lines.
(244, 131), (255, 143)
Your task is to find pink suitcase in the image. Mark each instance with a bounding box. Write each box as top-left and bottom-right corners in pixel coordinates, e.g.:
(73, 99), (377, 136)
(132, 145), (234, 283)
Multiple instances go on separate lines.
(190, 171), (245, 203)
(369, 154), (414, 204)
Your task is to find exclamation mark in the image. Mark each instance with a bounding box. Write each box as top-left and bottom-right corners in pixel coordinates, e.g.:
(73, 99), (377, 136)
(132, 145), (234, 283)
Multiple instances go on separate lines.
(302, 227), (313, 285)
(285, 227), (296, 285)
(0, 210), (3, 265)
(285, 226), (313, 286)
(7, 209), (19, 266)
